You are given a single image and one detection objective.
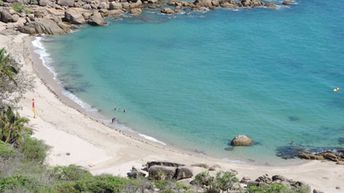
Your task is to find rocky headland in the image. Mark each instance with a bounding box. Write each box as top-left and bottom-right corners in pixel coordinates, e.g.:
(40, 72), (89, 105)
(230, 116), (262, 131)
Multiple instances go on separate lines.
(1, 0), (295, 35)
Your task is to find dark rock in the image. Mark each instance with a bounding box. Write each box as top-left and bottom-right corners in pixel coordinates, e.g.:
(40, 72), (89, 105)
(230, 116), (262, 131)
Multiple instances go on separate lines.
(127, 167), (146, 179)
(255, 174), (272, 184)
(282, 0), (294, 5)
(64, 8), (86, 24)
(230, 135), (253, 146)
(88, 11), (106, 26)
(298, 152), (324, 160)
(175, 167), (193, 180)
(160, 8), (176, 14)
(148, 165), (176, 180)
(313, 189), (324, 193)
(0, 10), (17, 23)
(272, 175), (286, 182)
(240, 176), (251, 184)
(322, 152), (338, 162)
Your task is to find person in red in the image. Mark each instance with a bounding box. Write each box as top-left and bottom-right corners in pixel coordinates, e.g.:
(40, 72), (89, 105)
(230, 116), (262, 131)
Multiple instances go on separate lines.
(32, 98), (36, 118)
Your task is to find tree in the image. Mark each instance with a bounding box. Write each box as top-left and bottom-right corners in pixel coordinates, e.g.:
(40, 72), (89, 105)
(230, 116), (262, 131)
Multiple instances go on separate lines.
(0, 48), (18, 86)
(0, 106), (31, 146)
(0, 48), (32, 108)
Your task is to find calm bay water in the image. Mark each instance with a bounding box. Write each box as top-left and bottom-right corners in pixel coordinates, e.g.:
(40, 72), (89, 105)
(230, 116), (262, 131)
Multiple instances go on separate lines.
(42, 0), (344, 163)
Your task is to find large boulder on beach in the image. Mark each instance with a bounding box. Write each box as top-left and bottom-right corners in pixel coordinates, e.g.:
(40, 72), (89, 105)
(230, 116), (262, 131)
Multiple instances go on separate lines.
(160, 8), (177, 14)
(230, 135), (253, 146)
(175, 167), (193, 180)
(19, 18), (67, 35)
(148, 166), (176, 180)
(88, 11), (106, 26)
(64, 8), (86, 24)
(109, 1), (122, 10)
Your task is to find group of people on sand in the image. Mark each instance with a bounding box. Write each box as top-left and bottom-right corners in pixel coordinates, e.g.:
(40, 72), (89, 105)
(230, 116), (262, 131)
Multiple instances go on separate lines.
(111, 106), (126, 124)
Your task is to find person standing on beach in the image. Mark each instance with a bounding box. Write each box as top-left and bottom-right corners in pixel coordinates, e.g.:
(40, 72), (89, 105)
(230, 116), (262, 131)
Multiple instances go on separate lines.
(32, 98), (36, 118)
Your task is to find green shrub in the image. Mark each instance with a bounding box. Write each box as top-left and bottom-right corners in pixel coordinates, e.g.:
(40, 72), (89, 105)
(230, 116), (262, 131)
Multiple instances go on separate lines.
(0, 141), (15, 158)
(11, 2), (26, 13)
(51, 165), (92, 181)
(54, 174), (135, 193)
(19, 137), (48, 163)
(0, 175), (40, 192)
(246, 183), (291, 193)
(0, 0), (4, 6)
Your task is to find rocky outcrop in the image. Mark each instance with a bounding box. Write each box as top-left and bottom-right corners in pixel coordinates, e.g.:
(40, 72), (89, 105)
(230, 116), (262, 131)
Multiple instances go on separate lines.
(240, 0), (264, 7)
(282, 0), (294, 5)
(64, 8), (86, 24)
(230, 135), (253, 146)
(175, 167), (193, 180)
(19, 18), (68, 35)
(127, 167), (146, 179)
(57, 0), (75, 7)
(88, 11), (106, 26)
(160, 8), (177, 14)
(297, 150), (344, 164)
(145, 161), (192, 181)
(0, 10), (18, 23)
(109, 1), (122, 10)
(148, 165), (176, 180)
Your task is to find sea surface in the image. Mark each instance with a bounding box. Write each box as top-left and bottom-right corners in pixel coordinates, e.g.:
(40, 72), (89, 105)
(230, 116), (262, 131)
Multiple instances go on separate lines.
(37, 0), (344, 164)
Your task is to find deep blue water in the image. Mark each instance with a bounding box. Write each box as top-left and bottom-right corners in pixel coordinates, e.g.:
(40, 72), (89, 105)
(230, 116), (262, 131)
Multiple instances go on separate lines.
(42, 0), (344, 163)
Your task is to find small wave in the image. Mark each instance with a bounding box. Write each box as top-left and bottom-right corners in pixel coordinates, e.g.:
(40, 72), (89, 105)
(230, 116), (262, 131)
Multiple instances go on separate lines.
(62, 90), (98, 112)
(138, 133), (166, 145)
(32, 37), (57, 80)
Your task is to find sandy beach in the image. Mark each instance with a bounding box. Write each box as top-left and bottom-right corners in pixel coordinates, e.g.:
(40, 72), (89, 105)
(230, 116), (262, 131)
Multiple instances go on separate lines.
(0, 32), (343, 192)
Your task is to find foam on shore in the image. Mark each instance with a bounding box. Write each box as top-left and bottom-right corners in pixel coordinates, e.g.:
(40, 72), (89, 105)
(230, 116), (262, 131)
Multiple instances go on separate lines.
(138, 133), (166, 145)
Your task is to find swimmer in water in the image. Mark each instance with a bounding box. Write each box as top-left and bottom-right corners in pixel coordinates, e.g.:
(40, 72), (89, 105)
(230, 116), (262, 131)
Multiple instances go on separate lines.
(123, 109), (126, 113)
(111, 117), (116, 124)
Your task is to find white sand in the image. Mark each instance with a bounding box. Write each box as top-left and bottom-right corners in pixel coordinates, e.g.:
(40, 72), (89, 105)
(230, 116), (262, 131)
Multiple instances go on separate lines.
(1, 32), (343, 193)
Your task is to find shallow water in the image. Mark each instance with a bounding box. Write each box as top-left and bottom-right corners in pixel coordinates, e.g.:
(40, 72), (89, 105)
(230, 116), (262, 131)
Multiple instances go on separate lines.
(41, 0), (344, 164)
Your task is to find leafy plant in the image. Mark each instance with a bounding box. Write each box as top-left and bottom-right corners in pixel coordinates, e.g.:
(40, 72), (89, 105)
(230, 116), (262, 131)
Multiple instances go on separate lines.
(0, 48), (18, 86)
(0, 107), (31, 146)
(50, 165), (92, 181)
(11, 2), (26, 13)
(19, 137), (48, 163)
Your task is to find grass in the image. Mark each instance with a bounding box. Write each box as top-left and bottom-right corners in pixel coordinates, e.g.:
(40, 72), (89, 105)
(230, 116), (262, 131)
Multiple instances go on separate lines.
(11, 2), (26, 13)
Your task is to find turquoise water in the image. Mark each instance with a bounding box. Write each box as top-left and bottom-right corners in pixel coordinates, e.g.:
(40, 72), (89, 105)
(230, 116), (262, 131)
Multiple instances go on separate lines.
(42, 0), (344, 163)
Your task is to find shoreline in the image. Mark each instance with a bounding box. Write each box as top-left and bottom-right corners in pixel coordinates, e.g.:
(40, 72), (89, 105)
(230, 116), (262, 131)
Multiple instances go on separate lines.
(1, 32), (344, 192)
(29, 35), (304, 166)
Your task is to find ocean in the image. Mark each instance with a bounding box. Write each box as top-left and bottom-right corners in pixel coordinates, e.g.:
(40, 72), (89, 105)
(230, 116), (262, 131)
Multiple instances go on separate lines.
(35, 0), (344, 164)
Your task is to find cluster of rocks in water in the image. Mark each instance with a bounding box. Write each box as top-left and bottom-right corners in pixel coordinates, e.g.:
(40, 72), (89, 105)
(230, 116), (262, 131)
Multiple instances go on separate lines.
(276, 145), (344, 165)
(126, 161), (316, 193)
(1, 0), (295, 35)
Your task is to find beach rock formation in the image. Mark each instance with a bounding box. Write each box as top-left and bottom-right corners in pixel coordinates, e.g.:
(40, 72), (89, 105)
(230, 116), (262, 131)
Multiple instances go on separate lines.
(127, 167), (146, 179)
(160, 8), (177, 14)
(88, 11), (106, 26)
(0, 9), (17, 23)
(175, 166), (193, 180)
(148, 165), (176, 180)
(19, 18), (68, 35)
(240, 0), (264, 7)
(64, 8), (86, 24)
(297, 150), (344, 164)
(230, 135), (253, 146)
(144, 161), (193, 181)
(282, 0), (294, 5)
